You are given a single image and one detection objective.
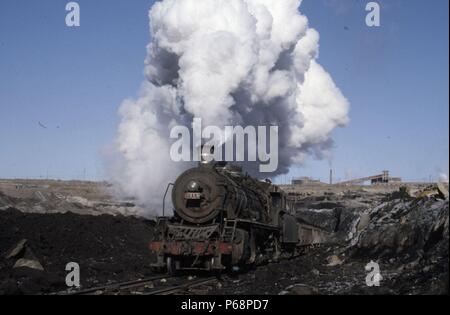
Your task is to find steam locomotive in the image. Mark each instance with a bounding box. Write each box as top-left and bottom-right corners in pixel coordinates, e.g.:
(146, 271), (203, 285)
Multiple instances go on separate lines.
(149, 151), (325, 274)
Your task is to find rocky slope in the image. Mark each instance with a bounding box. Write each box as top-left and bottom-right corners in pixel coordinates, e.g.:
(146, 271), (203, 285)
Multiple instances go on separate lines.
(212, 188), (449, 295)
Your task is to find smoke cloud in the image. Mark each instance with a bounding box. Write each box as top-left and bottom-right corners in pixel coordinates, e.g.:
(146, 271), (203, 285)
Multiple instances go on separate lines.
(112, 0), (350, 211)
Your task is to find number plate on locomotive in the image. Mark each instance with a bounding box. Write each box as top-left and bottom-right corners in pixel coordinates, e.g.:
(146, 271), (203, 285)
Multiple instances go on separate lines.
(184, 192), (201, 199)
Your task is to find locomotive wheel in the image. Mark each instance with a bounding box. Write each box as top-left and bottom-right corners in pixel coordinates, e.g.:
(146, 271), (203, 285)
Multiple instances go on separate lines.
(272, 237), (281, 262)
(249, 230), (256, 264)
(204, 257), (216, 271)
(166, 256), (177, 275)
(231, 229), (250, 265)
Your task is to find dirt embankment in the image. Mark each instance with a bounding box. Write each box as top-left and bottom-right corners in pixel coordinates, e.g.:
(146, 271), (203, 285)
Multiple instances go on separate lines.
(0, 208), (155, 294)
(0, 180), (147, 217)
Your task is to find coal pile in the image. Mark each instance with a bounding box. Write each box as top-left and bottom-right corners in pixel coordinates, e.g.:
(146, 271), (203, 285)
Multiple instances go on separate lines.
(211, 188), (449, 295)
(0, 208), (155, 294)
(346, 195), (449, 295)
(293, 190), (385, 240)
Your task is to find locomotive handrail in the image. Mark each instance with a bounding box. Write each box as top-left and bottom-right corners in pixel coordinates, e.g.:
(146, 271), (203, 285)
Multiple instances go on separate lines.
(162, 183), (174, 217)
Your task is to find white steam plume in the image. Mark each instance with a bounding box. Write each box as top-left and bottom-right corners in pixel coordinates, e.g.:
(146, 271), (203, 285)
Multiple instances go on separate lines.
(112, 0), (350, 212)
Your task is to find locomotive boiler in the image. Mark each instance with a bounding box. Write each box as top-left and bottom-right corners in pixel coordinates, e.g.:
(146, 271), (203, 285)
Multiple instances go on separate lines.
(149, 157), (311, 274)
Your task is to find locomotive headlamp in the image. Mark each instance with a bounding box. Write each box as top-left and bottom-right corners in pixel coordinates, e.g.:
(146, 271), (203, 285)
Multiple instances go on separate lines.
(187, 180), (200, 191)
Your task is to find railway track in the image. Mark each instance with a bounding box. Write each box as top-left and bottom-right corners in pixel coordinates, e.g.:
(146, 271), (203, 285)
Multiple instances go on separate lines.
(62, 243), (321, 295)
(62, 275), (218, 295)
(57, 241), (323, 296)
(144, 277), (218, 295)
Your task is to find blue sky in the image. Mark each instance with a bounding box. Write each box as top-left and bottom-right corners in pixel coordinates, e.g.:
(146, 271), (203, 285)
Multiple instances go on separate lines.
(0, 0), (448, 183)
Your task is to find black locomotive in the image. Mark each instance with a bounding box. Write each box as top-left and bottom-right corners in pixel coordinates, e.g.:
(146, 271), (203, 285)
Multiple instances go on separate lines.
(149, 156), (319, 274)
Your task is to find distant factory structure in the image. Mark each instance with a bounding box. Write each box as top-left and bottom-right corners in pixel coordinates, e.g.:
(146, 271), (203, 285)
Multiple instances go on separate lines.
(291, 176), (324, 186)
(337, 170), (402, 185)
(291, 170), (402, 186)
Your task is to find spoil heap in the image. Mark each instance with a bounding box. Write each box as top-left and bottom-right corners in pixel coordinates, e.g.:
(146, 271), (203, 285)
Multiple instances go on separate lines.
(0, 208), (155, 294)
